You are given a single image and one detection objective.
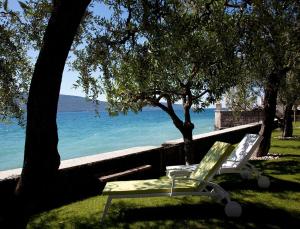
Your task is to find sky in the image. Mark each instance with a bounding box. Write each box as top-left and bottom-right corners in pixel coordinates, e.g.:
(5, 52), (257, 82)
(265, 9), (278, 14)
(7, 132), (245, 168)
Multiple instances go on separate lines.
(8, 0), (107, 100)
(7, 1), (222, 107)
(59, 2), (111, 100)
(60, 69), (87, 97)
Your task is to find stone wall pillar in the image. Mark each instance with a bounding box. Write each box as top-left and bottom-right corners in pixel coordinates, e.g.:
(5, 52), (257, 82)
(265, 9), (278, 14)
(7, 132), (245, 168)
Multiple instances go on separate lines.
(214, 102), (222, 129)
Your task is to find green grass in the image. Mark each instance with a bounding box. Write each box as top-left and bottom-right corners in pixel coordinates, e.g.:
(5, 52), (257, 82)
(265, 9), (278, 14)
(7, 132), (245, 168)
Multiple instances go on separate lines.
(27, 123), (300, 228)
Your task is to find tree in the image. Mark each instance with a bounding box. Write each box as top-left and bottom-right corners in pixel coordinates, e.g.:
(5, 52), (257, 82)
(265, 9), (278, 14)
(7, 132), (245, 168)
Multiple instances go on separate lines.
(278, 70), (300, 138)
(225, 83), (261, 112)
(238, 0), (300, 156)
(14, 0), (91, 211)
(0, 0), (32, 126)
(73, 0), (240, 164)
(1, 1), (98, 227)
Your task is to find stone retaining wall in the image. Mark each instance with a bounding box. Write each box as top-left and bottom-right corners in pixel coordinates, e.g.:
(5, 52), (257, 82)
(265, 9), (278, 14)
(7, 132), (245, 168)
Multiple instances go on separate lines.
(0, 122), (262, 216)
(215, 110), (263, 129)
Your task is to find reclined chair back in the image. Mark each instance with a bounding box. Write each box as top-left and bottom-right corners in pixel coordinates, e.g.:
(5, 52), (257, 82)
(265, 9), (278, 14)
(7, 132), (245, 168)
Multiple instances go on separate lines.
(222, 134), (263, 169)
(189, 141), (234, 184)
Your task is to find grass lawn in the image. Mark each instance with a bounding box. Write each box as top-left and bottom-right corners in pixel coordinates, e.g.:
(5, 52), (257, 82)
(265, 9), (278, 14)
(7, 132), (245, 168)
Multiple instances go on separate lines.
(27, 123), (300, 228)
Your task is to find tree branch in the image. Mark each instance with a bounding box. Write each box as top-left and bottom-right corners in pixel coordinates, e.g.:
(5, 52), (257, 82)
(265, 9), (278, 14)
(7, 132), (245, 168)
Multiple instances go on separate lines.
(146, 95), (183, 131)
(98, 2), (138, 48)
(192, 89), (209, 101)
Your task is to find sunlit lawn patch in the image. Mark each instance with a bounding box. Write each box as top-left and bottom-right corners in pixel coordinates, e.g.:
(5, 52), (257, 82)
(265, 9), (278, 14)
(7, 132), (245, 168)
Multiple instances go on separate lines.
(27, 123), (300, 228)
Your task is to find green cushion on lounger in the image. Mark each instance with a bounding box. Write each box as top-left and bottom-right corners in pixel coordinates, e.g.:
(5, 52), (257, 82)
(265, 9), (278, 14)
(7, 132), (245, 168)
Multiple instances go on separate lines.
(102, 141), (233, 196)
(190, 141), (234, 182)
(102, 178), (198, 195)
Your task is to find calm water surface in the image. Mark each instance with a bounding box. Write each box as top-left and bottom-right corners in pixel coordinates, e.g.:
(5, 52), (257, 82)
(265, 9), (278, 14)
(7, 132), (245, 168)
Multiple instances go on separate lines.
(0, 109), (214, 171)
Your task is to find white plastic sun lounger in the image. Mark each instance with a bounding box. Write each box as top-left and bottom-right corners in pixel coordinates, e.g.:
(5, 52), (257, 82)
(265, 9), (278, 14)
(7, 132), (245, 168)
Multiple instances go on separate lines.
(166, 134), (270, 188)
(101, 141), (242, 221)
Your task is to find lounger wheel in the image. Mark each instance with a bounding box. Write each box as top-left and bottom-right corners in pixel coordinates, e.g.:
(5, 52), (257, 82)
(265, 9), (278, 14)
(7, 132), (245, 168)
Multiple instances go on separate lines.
(210, 189), (228, 203)
(257, 176), (270, 188)
(240, 170), (252, 179)
(224, 201), (242, 217)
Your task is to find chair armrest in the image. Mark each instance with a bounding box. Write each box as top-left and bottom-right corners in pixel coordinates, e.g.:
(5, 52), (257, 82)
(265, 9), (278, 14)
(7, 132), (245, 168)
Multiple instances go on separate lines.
(172, 177), (202, 182)
(166, 164), (197, 172)
(167, 169), (192, 178)
(169, 176), (203, 195)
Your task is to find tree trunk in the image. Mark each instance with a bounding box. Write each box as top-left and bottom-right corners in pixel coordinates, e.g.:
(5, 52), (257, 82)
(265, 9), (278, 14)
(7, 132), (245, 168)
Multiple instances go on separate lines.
(182, 122), (195, 165)
(181, 95), (195, 165)
(257, 71), (284, 157)
(282, 103), (294, 138)
(158, 101), (196, 165)
(15, 0), (91, 206)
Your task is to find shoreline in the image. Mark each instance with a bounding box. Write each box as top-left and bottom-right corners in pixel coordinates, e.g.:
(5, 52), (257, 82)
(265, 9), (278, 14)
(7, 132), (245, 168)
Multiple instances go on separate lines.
(0, 122), (261, 181)
(0, 109), (215, 171)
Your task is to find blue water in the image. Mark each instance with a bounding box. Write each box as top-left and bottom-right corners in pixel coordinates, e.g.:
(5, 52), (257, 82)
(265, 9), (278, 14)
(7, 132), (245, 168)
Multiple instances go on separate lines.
(0, 109), (214, 171)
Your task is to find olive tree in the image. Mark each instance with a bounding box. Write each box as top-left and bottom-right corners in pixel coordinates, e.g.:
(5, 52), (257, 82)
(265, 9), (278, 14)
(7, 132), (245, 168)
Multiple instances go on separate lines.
(237, 0), (300, 156)
(73, 0), (240, 164)
(278, 70), (300, 138)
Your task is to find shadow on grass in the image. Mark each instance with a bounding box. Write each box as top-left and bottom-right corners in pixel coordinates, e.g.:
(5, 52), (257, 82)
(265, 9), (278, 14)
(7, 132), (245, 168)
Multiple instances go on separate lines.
(248, 159), (300, 176)
(263, 160), (300, 176)
(216, 172), (300, 193)
(28, 201), (300, 229)
(118, 202), (299, 228)
(273, 154), (300, 158)
(27, 173), (300, 228)
(271, 144), (300, 149)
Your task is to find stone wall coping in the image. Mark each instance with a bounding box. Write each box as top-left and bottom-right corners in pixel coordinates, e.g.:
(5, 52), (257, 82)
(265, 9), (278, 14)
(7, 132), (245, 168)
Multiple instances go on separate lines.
(0, 122), (262, 181)
(0, 146), (159, 181)
(59, 146), (159, 169)
(162, 122), (261, 145)
(0, 168), (22, 181)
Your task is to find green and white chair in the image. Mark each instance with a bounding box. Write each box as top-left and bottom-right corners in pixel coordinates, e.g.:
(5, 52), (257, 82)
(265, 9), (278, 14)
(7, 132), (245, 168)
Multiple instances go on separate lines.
(166, 134), (270, 188)
(101, 142), (242, 221)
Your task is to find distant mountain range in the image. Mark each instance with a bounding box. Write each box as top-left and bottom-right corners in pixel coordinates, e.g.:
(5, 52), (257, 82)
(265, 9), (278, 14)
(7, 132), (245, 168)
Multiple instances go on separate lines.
(58, 95), (106, 112)
(58, 94), (183, 112)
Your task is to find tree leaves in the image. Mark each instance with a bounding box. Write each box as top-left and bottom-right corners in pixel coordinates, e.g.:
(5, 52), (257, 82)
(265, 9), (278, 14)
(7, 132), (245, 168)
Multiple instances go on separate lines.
(0, 0), (33, 126)
(73, 0), (240, 121)
(18, 1), (30, 12)
(3, 0), (8, 11)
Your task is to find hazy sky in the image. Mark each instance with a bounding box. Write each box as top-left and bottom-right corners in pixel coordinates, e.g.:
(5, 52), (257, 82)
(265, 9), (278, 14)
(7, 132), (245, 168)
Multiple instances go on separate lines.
(8, 0), (108, 100)
(8, 1), (220, 107)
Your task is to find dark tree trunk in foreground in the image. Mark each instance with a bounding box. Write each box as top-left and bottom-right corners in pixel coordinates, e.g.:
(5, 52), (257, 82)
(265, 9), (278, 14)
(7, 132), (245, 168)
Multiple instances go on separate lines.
(257, 70), (287, 157)
(15, 0), (91, 208)
(282, 102), (294, 138)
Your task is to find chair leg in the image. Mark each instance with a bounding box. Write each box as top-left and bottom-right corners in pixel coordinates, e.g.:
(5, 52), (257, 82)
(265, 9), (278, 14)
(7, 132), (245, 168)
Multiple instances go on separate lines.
(208, 182), (230, 203)
(101, 196), (112, 222)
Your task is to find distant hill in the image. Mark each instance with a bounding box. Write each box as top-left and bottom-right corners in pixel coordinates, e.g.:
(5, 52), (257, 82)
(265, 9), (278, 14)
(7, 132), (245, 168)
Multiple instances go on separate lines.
(58, 95), (106, 112)
(58, 94), (183, 112)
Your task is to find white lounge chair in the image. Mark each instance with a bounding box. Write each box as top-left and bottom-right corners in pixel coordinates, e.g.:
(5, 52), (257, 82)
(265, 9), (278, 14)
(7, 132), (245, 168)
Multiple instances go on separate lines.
(166, 134), (270, 188)
(101, 141), (242, 221)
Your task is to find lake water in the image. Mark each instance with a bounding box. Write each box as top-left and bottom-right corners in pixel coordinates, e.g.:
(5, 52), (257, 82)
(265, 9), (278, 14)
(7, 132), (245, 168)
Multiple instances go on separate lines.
(0, 109), (215, 171)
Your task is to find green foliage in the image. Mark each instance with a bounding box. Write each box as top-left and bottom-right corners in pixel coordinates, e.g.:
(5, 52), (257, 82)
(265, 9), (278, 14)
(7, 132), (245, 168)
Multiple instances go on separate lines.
(73, 0), (241, 125)
(0, 0), (33, 126)
(278, 71), (300, 106)
(225, 0), (299, 128)
(16, 0), (52, 49)
(239, 0), (300, 84)
(225, 85), (260, 111)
